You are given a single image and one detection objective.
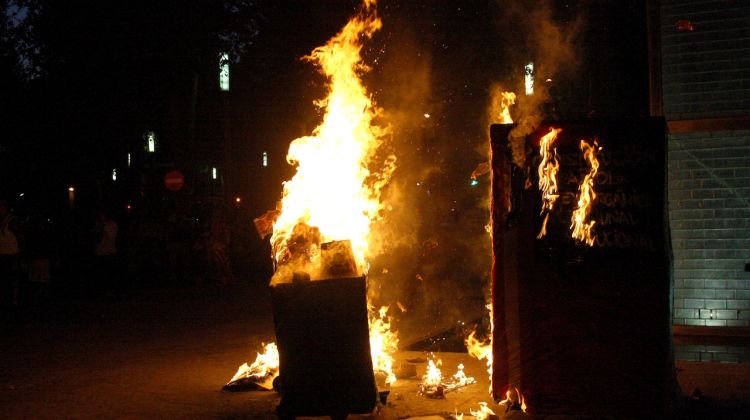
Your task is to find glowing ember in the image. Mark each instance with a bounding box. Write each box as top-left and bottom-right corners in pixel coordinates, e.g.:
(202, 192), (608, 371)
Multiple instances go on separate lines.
(269, 0), (395, 284)
(536, 127), (562, 238)
(369, 305), (398, 386)
(227, 342), (279, 390)
(570, 139), (601, 246)
(469, 402), (496, 419)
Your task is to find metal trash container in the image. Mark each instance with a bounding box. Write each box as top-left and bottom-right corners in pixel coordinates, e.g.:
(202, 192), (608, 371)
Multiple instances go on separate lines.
(272, 276), (377, 418)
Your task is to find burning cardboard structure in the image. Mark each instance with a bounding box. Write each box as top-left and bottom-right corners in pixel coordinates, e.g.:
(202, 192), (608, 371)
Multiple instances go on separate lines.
(490, 118), (678, 417)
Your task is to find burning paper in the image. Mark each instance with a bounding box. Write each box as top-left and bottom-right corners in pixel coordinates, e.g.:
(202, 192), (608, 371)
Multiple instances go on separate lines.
(225, 342), (279, 391)
(419, 357), (444, 398)
(418, 356), (477, 398)
(444, 363), (477, 391)
(571, 139), (601, 246)
(469, 402), (496, 420)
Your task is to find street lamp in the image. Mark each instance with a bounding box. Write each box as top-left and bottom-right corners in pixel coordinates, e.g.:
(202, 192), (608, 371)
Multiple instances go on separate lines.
(219, 53), (230, 92)
(145, 131), (156, 153)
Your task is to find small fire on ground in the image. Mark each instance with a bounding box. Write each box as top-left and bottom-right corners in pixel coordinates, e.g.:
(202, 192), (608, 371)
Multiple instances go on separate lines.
(418, 355), (477, 399)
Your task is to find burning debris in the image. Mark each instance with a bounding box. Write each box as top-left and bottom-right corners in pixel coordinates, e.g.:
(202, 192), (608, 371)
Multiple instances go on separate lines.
(419, 357), (444, 398)
(418, 356), (477, 399)
(468, 402), (496, 420)
(224, 342), (279, 391)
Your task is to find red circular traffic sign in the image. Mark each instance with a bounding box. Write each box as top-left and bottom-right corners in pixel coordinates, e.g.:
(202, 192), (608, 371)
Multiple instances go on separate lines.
(164, 170), (185, 191)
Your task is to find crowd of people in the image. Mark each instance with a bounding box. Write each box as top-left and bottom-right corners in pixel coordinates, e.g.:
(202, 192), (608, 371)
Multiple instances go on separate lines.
(0, 198), (270, 321)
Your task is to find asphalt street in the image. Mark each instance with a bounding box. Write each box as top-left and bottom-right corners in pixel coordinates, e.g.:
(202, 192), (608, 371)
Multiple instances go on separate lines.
(2, 282), (749, 419)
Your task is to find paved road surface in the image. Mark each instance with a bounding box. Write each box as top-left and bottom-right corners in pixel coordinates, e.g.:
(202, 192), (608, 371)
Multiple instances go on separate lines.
(2, 282), (749, 419)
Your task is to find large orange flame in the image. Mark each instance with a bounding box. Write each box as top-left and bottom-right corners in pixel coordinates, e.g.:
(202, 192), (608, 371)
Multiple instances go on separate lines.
(270, 0), (395, 283)
(571, 139), (601, 246)
(230, 0), (398, 389)
(536, 127), (562, 238)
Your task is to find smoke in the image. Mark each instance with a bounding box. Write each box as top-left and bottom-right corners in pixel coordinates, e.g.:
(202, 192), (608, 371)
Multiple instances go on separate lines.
(364, 10), (433, 309)
(263, 0), (586, 344)
(495, 0), (585, 168)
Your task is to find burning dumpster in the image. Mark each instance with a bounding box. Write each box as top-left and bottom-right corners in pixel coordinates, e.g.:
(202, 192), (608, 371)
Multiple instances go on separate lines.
(272, 275), (378, 418)
(490, 118), (679, 417)
(228, 1), (398, 415)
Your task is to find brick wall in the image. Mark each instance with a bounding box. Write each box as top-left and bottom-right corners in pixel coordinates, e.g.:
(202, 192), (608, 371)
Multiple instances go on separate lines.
(661, 0), (750, 120)
(662, 1), (750, 328)
(669, 131), (750, 326)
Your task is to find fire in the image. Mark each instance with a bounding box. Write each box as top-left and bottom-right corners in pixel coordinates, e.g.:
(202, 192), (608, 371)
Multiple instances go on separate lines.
(230, 0), (399, 390)
(227, 342), (279, 390)
(423, 357), (443, 388)
(269, 0), (395, 284)
(465, 303), (493, 395)
(570, 139), (601, 246)
(536, 127), (562, 238)
(489, 86), (516, 125)
(369, 305), (398, 386)
(418, 356), (476, 398)
(465, 329), (492, 389)
(498, 387), (528, 413)
(498, 91), (516, 124)
(469, 402), (496, 419)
